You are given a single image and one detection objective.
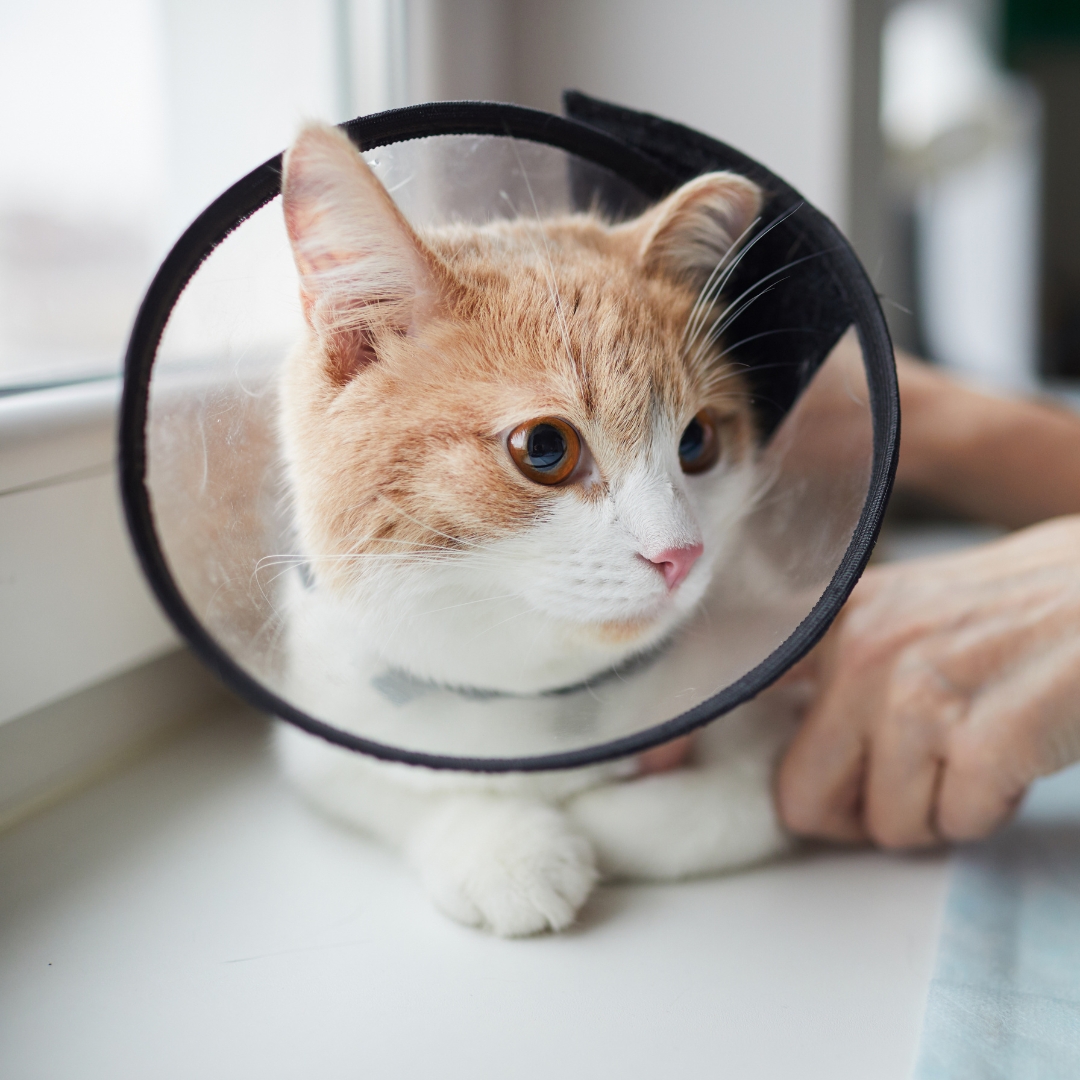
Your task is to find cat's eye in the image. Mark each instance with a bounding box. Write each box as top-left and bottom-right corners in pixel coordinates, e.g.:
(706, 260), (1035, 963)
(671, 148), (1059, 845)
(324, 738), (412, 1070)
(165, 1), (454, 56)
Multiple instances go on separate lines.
(507, 417), (581, 485)
(679, 410), (721, 474)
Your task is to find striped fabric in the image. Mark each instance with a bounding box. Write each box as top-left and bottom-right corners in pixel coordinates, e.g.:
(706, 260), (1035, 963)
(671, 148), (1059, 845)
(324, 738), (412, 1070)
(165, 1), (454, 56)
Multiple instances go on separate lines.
(915, 764), (1080, 1079)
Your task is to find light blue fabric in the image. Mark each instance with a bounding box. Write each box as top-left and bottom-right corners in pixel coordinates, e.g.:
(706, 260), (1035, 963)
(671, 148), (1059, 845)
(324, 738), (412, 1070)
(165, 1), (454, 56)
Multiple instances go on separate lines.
(915, 763), (1080, 1079)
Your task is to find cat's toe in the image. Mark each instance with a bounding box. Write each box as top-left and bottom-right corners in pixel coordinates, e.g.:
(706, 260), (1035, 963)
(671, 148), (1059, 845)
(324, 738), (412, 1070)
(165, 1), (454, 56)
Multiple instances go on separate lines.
(409, 797), (598, 937)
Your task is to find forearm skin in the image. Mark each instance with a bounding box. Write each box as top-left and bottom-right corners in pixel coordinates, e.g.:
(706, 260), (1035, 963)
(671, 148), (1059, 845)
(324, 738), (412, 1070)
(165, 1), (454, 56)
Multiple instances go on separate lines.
(895, 352), (1080, 529)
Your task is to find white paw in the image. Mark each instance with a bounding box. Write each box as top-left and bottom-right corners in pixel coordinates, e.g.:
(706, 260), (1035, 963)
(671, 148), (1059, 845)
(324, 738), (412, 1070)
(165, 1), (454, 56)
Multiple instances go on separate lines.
(408, 797), (598, 937)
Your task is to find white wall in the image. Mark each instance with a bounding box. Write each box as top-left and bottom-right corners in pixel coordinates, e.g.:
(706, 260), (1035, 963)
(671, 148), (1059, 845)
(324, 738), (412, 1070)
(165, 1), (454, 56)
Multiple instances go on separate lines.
(508, 0), (852, 229)
(408, 0), (513, 103)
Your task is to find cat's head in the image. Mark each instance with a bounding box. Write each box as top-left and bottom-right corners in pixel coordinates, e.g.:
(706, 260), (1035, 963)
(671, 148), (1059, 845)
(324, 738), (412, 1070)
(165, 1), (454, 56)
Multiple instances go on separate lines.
(279, 123), (762, 693)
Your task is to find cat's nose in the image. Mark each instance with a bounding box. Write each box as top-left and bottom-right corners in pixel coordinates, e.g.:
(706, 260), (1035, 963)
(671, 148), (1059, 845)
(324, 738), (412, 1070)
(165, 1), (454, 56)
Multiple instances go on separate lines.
(646, 543), (703, 590)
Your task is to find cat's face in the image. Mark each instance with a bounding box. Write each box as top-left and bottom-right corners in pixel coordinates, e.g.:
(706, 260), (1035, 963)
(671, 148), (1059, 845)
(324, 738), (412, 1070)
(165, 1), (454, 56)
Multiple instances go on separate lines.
(279, 124), (762, 693)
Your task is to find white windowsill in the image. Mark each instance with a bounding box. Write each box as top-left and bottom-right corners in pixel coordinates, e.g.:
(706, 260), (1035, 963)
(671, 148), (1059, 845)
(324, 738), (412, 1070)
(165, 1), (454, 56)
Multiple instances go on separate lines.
(0, 379), (180, 727)
(0, 377), (214, 831)
(0, 706), (951, 1079)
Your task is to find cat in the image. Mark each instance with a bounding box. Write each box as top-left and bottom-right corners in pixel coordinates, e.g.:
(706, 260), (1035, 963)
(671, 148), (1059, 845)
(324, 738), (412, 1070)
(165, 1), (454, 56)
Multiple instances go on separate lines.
(272, 122), (799, 936)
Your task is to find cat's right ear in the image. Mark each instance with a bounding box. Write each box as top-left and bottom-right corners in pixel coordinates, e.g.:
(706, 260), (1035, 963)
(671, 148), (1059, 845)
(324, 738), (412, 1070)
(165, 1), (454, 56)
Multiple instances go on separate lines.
(282, 123), (441, 383)
(623, 171), (763, 287)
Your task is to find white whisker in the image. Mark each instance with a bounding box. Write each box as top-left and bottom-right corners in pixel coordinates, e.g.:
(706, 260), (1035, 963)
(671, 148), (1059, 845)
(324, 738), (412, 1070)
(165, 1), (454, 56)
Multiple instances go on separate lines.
(690, 281), (787, 368)
(682, 210), (768, 348)
(688, 246), (838, 370)
(683, 203), (804, 359)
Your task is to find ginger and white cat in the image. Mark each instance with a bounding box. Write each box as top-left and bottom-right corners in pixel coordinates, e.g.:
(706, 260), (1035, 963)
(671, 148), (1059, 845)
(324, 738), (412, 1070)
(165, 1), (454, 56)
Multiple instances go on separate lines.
(273, 123), (798, 936)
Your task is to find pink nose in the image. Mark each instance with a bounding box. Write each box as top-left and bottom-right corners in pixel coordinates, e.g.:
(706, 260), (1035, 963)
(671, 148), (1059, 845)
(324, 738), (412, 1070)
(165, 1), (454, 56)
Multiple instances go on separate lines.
(646, 543), (703, 590)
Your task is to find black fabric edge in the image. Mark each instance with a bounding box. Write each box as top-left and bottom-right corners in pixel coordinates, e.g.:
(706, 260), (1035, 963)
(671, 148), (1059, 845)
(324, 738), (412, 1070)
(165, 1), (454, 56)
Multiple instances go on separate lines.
(120, 97), (898, 773)
(564, 90), (795, 196)
(562, 91), (869, 437)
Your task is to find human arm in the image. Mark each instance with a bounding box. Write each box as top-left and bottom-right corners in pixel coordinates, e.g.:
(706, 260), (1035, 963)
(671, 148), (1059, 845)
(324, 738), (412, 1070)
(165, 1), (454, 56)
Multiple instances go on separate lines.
(776, 354), (1080, 846)
(894, 351), (1080, 528)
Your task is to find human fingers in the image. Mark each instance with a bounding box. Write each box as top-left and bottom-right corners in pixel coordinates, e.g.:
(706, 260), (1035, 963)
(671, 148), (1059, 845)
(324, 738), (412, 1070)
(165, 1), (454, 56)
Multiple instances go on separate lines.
(937, 634), (1080, 840)
(776, 571), (907, 842)
(776, 714), (869, 842)
(861, 612), (1057, 847)
(776, 650), (879, 842)
(860, 646), (960, 848)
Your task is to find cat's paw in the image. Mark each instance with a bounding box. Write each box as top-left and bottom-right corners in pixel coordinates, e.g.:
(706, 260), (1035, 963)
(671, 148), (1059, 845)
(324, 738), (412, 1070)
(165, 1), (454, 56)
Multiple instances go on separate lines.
(408, 797), (598, 937)
(566, 761), (792, 880)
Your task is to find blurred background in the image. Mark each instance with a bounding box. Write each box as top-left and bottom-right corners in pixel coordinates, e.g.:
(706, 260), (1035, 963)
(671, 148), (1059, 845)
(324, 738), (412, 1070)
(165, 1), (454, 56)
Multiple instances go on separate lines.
(1, 0), (1077, 396)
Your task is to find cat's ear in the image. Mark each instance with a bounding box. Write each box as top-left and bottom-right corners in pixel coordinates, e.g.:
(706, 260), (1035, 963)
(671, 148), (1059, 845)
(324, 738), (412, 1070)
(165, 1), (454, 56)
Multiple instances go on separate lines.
(629, 172), (762, 285)
(282, 122), (442, 383)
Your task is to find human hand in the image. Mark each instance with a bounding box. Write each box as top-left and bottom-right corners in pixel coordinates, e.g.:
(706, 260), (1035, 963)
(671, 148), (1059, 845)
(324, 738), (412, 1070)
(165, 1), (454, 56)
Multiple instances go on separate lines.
(777, 515), (1080, 848)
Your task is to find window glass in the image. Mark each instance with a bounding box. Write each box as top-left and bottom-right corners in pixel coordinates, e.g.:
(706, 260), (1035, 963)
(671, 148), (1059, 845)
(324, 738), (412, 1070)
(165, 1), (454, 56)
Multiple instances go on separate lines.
(0, 0), (391, 393)
(0, 0), (165, 390)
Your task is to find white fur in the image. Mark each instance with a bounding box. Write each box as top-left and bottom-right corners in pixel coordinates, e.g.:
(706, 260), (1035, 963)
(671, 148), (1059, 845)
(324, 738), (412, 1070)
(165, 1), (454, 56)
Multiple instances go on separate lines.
(275, 480), (801, 937)
(282, 427), (760, 697)
(275, 399), (798, 937)
(274, 685), (798, 936)
(275, 127), (795, 936)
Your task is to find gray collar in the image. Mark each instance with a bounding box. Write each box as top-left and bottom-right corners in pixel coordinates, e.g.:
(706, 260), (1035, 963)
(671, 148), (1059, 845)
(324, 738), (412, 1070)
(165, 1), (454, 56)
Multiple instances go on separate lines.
(370, 639), (673, 707)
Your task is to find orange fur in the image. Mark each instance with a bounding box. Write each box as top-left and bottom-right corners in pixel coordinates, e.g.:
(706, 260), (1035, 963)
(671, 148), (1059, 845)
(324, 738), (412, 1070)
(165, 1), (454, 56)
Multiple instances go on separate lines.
(270, 126), (799, 934)
(280, 124), (759, 627)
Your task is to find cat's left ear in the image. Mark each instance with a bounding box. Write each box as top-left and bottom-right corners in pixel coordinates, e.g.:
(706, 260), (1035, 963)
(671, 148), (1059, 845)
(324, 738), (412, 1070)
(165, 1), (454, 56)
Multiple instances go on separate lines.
(627, 172), (763, 285)
(281, 122), (446, 383)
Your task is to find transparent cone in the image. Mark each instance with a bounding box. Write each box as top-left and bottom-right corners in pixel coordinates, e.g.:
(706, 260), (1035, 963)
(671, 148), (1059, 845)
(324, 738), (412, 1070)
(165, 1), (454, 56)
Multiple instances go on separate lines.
(139, 131), (883, 766)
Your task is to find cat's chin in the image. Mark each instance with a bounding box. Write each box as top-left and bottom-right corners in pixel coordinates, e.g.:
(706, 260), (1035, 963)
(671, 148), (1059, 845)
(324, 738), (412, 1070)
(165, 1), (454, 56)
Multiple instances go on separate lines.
(568, 598), (694, 653)
(292, 553), (712, 696)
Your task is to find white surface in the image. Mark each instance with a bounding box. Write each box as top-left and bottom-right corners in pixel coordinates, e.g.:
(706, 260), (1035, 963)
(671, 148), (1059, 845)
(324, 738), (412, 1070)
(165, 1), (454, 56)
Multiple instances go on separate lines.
(0, 379), (117, 492)
(917, 130), (1040, 390)
(0, 468), (177, 726)
(0, 709), (949, 1080)
(0, 649), (229, 831)
(0, 380), (178, 724)
(876, 521), (1006, 564)
(510, 0), (851, 229)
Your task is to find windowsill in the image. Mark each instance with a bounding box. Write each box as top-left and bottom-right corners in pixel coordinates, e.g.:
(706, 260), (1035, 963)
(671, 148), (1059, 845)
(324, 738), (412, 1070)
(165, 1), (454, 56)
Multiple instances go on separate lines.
(0, 705), (949, 1079)
(0, 648), (234, 833)
(0, 377), (120, 494)
(0, 377), (179, 726)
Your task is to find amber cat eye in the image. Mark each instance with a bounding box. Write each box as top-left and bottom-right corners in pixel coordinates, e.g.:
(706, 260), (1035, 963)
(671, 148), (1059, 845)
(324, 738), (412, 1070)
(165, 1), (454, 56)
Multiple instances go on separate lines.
(679, 410), (721, 474)
(507, 417), (581, 485)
